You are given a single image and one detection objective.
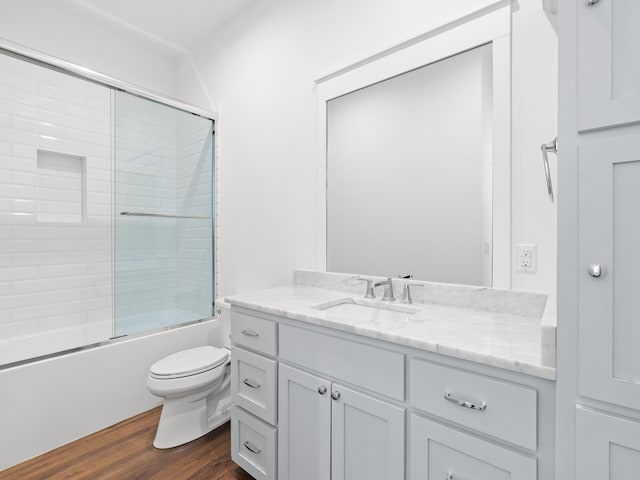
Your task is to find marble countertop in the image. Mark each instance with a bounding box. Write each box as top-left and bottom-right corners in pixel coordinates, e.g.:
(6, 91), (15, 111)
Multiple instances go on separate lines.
(226, 280), (556, 381)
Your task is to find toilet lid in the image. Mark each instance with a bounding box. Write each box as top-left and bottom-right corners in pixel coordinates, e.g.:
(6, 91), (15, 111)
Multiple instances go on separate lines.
(150, 346), (229, 378)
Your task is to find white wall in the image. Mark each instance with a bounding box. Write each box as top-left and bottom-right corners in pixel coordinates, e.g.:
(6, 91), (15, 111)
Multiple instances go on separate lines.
(182, 0), (558, 296)
(0, 0), (179, 98)
(511, 0), (558, 292)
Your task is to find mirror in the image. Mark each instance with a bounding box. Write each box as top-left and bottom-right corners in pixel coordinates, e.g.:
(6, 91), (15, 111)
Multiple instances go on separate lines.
(326, 44), (495, 287)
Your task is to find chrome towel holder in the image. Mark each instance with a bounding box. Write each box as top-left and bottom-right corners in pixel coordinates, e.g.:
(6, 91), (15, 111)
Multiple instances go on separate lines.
(541, 137), (558, 203)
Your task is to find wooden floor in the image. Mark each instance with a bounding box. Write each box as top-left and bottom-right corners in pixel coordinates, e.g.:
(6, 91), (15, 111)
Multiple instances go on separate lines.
(0, 407), (254, 480)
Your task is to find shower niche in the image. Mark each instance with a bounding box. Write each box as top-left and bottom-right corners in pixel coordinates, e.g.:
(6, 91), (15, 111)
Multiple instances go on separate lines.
(0, 51), (215, 365)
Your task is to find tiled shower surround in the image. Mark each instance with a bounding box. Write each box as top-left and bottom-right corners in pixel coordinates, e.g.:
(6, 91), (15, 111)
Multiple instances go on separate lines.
(0, 54), (112, 364)
(0, 55), (213, 364)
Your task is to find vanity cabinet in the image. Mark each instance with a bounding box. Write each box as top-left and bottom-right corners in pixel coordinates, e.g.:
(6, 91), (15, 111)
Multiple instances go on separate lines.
(230, 306), (555, 480)
(278, 364), (405, 480)
(577, 0), (640, 130)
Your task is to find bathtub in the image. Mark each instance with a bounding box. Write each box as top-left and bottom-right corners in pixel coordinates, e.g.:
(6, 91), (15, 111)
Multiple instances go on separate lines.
(0, 316), (223, 471)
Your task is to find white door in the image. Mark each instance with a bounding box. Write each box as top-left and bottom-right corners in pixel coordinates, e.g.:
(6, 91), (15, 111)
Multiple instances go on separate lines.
(277, 364), (331, 480)
(331, 384), (405, 480)
(578, 133), (640, 410)
(409, 414), (536, 480)
(576, 408), (640, 480)
(578, 0), (640, 131)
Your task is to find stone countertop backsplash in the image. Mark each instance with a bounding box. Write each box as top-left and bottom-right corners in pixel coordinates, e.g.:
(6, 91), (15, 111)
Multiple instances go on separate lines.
(225, 269), (557, 380)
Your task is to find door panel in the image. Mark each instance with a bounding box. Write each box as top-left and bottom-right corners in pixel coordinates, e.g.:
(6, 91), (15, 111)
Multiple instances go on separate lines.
(410, 414), (536, 480)
(578, 134), (640, 409)
(576, 408), (640, 480)
(578, 0), (640, 130)
(331, 384), (405, 480)
(277, 364), (331, 480)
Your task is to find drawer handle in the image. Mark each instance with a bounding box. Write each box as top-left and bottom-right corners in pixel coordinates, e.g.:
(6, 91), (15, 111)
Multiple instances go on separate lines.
(318, 386), (328, 395)
(444, 392), (487, 411)
(241, 329), (260, 337)
(242, 378), (261, 389)
(243, 440), (261, 454)
(331, 391), (341, 401)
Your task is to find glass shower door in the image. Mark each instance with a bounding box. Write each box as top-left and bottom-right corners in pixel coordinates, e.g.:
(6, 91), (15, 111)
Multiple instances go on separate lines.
(114, 92), (214, 337)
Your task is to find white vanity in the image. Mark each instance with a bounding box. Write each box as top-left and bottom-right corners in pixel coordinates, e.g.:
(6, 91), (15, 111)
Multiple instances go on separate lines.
(227, 270), (556, 480)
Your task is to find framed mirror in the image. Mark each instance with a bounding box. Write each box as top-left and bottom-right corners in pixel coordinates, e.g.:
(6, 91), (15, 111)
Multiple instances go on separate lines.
(316, 7), (511, 287)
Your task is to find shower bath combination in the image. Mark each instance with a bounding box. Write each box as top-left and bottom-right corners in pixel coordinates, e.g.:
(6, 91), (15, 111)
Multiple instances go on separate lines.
(0, 40), (216, 367)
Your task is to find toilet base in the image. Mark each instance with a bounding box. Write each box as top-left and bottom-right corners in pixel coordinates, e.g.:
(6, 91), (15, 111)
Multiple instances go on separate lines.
(153, 374), (231, 449)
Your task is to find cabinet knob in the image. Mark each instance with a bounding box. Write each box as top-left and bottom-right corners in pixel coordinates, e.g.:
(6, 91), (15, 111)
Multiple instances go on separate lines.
(588, 264), (603, 278)
(318, 386), (327, 395)
(331, 391), (341, 400)
(586, 0), (600, 5)
(446, 473), (454, 480)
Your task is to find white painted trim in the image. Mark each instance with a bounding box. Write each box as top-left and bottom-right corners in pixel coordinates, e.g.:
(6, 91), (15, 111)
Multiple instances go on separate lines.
(315, 6), (512, 287)
(491, 34), (512, 289)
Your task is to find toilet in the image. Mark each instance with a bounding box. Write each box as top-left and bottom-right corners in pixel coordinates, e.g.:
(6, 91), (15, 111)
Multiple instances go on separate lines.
(147, 306), (232, 449)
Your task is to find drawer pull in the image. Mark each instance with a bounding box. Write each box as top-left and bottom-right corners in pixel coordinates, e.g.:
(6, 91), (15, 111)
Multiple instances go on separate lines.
(241, 329), (260, 337)
(243, 440), (261, 454)
(242, 378), (261, 389)
(331, 391), (341, 400)
(318, 385), (328, 395)
(444, 392), (487, 411)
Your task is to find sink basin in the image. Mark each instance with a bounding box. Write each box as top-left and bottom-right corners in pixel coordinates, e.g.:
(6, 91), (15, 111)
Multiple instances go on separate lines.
(311, 297), (419, 322)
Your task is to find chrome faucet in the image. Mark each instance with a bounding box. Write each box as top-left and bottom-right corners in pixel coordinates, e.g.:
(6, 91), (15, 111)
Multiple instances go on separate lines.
(375, 277), (395, 301)
(355, 277), (376, 299)
(399, 282), (423, 304)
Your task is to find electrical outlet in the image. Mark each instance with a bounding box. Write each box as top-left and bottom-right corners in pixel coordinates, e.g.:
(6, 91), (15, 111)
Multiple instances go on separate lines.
(517, 244), (537, 273)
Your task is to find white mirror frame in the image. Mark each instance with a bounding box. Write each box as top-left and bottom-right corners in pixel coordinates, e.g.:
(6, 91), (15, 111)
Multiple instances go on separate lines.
(315, 4), (512, 288)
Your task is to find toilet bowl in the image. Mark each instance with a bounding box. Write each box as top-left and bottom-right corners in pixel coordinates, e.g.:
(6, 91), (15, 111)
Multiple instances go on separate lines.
(147, 345), (231, 449)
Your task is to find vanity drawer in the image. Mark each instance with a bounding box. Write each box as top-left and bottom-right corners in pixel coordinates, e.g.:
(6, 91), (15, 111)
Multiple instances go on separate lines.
(279, 323), (404, 401)
(231, 309), (277, 357)
(409, 359), (537, 450)
(231, 406), (277, 480)
(231, 346), (277, 424)
(410, 414), (536, 480)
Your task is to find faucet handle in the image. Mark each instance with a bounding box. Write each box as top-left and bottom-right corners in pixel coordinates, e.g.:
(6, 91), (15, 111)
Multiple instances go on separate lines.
(356, 277), (376, 299)
(400, 282), (423, 304)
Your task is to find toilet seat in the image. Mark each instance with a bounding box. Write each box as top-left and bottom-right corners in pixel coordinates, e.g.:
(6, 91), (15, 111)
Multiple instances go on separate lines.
(150, 346), (229, 380)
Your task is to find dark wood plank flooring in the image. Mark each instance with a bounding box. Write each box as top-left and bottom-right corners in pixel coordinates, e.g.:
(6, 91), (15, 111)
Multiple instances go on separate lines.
(0, 407), (253, 480)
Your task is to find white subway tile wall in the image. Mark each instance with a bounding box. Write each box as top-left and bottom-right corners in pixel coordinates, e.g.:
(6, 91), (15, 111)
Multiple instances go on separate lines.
(176, 115), (213, 316)
(0, 54), (113, 364)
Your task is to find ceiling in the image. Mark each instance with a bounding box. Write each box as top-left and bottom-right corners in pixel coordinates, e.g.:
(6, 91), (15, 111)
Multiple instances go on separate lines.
(66, 0), (256, 54)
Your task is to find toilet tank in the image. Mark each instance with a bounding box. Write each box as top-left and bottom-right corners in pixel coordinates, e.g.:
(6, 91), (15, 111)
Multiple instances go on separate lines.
(215, 299), (232, 349)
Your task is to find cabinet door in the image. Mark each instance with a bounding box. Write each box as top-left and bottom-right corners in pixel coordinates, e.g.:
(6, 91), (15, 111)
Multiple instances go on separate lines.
(331, 384), (405, 480)
(576, 408), (640, 480)
(277, 364), (331, 480)
(578, 0), (640, 130)
(410, 414), (536, 480)
(579, 134), (640, 410)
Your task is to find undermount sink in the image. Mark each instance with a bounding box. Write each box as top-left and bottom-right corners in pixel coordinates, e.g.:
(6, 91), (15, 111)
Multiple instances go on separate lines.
(311, 297), (419, 321)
